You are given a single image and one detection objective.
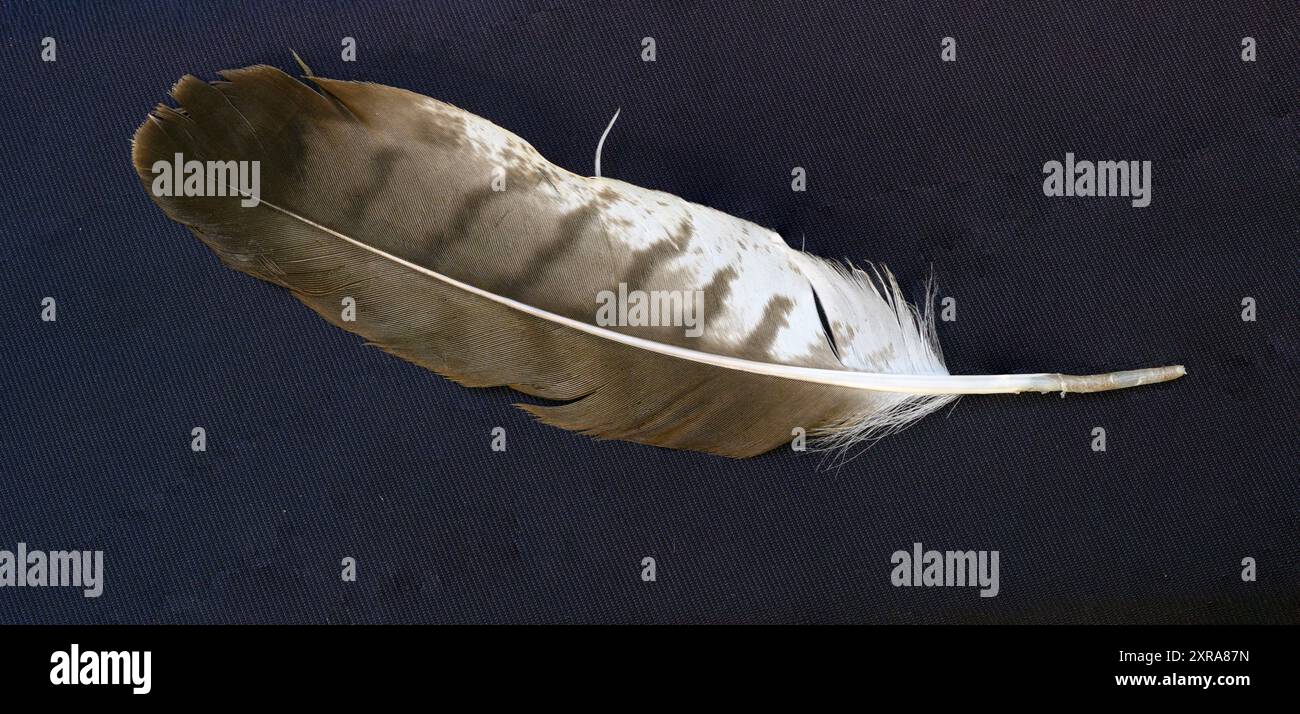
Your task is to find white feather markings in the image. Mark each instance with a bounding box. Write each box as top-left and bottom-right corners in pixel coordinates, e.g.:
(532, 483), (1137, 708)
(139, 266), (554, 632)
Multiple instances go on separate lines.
(244, 193), (1185, 396)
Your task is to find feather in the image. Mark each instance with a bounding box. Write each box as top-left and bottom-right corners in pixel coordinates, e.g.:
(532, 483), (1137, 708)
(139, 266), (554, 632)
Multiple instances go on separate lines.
(131, 66), (1184, 458)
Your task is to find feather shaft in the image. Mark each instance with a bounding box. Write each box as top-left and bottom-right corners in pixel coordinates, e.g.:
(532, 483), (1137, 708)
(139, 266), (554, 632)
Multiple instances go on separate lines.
(252, 192), (1184, 396)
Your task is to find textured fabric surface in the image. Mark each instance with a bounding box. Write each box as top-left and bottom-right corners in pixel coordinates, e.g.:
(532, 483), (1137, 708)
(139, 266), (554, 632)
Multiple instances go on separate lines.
(1, 0), (1295, 624)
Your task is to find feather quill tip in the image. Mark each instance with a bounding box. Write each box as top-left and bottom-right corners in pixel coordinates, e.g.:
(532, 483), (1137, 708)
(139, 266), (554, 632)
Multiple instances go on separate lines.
(1040, 364), (1186, 394)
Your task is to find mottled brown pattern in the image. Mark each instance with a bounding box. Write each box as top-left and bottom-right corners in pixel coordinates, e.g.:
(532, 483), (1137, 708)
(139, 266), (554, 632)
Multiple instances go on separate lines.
(510, 201), (605, 302)
(431, 185), (498, 254)
(621, 217), (694, 293)
(129, 66), (923, 457)
(700, 264), (738, 320)
(419, 105), (467, 148)
(736, 296), (796, 358)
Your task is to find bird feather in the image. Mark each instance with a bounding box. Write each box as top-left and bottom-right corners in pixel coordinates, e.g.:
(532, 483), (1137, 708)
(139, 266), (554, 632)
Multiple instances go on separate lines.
(132, 66), (1184, 457)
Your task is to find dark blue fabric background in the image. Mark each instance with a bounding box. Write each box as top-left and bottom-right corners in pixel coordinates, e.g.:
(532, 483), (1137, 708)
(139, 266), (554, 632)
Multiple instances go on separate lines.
(1, 1), (1296, 623)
